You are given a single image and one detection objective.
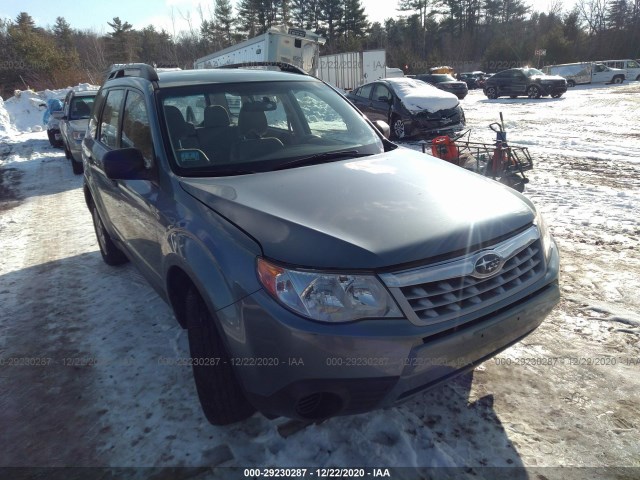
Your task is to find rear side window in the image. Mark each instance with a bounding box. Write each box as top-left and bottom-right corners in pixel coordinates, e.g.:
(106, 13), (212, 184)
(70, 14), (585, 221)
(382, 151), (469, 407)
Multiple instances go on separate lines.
(121, 90), (154, 168)
(357, 84), (373, 99)
(99, 90), (125, 148)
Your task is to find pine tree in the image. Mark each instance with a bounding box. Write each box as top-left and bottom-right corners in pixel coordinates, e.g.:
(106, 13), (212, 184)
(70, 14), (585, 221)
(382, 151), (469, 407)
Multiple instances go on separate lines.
(318, 0), (344, 46)
(237, 0), (261, 37)
(214, 0), (235, 47)
(607, 0), (628, 29)
(107, 17), (138, 63)
(341, 0), (368, 40)
(53, 17), (73, 52)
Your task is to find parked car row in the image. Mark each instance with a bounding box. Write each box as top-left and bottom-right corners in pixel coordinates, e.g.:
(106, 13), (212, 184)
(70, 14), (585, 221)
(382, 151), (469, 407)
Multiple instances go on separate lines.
(80, 62), (559, 425)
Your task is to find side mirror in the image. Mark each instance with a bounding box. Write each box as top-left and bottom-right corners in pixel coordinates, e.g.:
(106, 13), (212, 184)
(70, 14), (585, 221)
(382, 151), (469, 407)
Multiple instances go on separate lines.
(103, 148), (150, 180)
(373, 120), (391, 139)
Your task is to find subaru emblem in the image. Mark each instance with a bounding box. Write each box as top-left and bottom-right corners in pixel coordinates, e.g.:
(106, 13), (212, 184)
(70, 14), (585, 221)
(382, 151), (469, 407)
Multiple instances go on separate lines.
(474, 252), (503, 277)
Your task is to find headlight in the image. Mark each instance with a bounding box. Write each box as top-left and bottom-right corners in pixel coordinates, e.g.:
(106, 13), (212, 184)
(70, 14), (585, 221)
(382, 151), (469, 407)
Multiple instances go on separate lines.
(534, 209), (553, 262)
(257, 258), (403, 323)
(72, 130), (85, 141)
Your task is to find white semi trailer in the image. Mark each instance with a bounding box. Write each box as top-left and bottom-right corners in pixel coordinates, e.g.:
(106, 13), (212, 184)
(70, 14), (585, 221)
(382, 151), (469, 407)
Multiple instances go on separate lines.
(193, 26), (326, 75)
(317, 50), (401, 91)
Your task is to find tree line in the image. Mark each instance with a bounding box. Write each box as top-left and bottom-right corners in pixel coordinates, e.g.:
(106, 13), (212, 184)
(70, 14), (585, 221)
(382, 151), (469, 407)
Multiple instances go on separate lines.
(1, 0), (639, 98)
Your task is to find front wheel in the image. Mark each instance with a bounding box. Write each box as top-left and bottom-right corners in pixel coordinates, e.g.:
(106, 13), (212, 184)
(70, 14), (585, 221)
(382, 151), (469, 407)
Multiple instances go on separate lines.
(391, 117), (406, 140)
(612, 76), (624, 84)
(186, 287), (256, 425)
(567, 80), (576, 87)
(527, 85), (541, 99)
(71, 158), (83, 175)
(485, 87), (498, 99)
(91, 203), (128, 266)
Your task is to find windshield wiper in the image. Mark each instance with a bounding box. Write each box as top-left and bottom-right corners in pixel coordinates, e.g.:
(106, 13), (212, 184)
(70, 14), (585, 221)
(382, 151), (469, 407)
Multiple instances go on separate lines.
(273, 150), (371, 170)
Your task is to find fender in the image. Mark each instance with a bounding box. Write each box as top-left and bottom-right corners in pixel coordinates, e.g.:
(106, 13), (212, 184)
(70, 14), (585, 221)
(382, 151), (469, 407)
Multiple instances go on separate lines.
(162, 206), (263, 328)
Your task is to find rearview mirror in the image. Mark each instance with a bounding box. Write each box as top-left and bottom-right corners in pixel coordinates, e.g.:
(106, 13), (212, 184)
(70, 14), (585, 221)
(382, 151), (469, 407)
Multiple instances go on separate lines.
(103, 148), (150, 180)
(373, 120), (390, 139)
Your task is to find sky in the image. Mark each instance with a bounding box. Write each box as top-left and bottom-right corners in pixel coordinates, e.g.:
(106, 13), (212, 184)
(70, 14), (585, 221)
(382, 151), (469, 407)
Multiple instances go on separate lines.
(2, 0), (576, 34)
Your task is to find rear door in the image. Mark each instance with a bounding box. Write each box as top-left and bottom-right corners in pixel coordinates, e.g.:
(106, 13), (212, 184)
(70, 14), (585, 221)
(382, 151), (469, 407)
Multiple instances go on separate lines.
(348, 83), (374, 117)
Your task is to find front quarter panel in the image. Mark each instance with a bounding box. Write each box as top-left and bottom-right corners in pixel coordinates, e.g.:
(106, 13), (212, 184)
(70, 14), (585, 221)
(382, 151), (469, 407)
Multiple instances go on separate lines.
(163, 188), (264, 318)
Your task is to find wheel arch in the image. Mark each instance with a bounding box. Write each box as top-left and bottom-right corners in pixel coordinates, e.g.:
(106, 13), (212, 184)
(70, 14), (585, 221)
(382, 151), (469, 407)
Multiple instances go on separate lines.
(162, 231), (261, 330)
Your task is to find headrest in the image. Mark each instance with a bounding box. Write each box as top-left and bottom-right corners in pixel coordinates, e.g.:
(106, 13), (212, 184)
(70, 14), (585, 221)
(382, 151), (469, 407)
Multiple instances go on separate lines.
(204, 105), (230, 128)
(238, 106), (268, 137)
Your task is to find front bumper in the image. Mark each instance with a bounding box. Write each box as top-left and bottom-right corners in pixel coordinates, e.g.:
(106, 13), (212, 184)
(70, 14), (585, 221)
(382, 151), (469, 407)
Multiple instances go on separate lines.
(217, 242), (560, 420)
(541, 83), (567, 96)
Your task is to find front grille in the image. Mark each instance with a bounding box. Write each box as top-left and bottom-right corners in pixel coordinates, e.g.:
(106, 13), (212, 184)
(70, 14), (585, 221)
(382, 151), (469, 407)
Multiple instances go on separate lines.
(416, 108), (461, 129)
(399, 240), (544, 324)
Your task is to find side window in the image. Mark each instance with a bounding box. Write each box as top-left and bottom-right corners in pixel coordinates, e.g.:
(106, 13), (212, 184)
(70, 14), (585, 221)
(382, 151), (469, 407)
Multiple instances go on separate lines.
(359, 84), (373, 99)
(99, 90), (125, 148)
(373, 84), (391, 102)
(294, 90), (348, 138)
(121, 90), (154, 168)
(263, 97), (288, 130)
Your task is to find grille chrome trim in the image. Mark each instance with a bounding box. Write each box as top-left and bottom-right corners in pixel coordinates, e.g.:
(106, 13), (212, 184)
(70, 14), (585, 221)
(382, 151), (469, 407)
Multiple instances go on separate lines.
(380, 226), (545, 326)
(380, 226), (540, 288)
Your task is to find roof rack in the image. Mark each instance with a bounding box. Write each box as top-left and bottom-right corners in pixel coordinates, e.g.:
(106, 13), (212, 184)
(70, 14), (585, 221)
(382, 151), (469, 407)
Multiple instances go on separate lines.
(216, 62), (308, 76)
(106, 63), (159, 82)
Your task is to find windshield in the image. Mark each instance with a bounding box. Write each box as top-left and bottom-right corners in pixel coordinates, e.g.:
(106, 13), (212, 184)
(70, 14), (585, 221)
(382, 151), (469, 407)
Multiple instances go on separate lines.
(523, 68), (545, 77)
(160, 80), (384, 176)
(69, 96), (95, 120)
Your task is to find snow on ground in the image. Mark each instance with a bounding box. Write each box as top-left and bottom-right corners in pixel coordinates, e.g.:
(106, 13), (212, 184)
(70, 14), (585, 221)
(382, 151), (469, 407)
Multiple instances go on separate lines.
(0, 82), (639, 478)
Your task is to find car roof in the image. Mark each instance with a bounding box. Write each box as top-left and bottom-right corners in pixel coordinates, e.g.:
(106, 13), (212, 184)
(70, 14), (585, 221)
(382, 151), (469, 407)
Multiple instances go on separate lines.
(104, 68), (318, 89)
(70, 90), (98, 97)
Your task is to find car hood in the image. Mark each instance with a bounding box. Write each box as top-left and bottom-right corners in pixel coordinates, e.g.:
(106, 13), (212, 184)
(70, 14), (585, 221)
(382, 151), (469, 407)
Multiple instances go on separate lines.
(179, 148), (534, 270)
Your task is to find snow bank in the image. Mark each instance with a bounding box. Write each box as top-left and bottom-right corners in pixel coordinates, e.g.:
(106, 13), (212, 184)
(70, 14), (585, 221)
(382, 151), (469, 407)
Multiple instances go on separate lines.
(2, 83), (99, 134)
(0, 96), (15, 138)
(387, 78), (460, 113)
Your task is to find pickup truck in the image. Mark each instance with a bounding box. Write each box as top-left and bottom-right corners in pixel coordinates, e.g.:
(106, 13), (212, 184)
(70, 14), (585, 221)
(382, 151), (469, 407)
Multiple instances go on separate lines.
(542, 62), (626, 87)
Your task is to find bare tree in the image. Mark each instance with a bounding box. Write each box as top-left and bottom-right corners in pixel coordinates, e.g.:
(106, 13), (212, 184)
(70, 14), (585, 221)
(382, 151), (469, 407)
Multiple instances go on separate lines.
(576, 0), (609, 34)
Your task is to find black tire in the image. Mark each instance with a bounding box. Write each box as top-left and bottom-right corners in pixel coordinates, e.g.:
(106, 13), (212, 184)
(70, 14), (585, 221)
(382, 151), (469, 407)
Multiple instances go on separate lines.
(391, 116), (406, 140)
(71, 158), (83, 175)
(612, 76), (623, 84)
(47, 130), (57, 147)
(510, 95), (517, 99)
(90, 203), (128, 266)
(63, 142), (72, 160)
(527, 85), (541, 99)
(567, 80), (576, 87)
(485, 87), (498, 99)
(185, 287), (256, 425)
